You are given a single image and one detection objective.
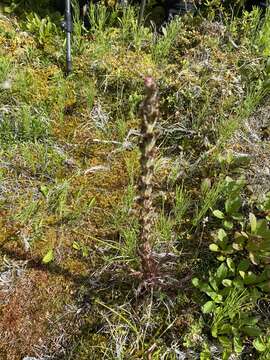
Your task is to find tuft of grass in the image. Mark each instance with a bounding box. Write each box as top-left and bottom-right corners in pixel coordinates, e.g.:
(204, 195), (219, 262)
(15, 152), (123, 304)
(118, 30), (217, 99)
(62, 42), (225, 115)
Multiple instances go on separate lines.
(46, 179), (70, 218)
(152, 16), (182, 63)
(119, 227), (138, 261)
(173, 185), (190, 226)
(0, 106), (50, 145)
(193, 178), (225, 227)
(0, 56), (11, 84)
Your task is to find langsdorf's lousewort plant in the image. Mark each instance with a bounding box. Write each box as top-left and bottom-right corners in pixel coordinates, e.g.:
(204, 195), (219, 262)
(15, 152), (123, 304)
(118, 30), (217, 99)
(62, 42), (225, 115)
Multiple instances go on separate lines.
(137, 77), (159, 286)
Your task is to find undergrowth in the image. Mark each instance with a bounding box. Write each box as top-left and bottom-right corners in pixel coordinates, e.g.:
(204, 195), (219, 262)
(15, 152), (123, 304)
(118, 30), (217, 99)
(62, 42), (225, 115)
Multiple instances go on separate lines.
(0, 1), (270, 359)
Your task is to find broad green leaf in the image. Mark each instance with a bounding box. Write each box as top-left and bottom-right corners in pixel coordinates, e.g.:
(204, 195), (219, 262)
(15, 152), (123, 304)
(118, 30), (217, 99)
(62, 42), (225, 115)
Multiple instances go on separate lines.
(222, 279), (232, 287)
(233, 278), (244, 289)
(225, 196), (241, 215)
(213, 210), (225, 219)
(223, 244), (234, 255)
(226, 258), (235, 273)
(253, 338), (267, 352)
(266, 58), (270, 74)
(202, 301), (216, 314)
(263, 78), (270, 89)
(209, 243), (219, 252)
(249, 213), (257, 233)
(219, 324), (232, 335)
(216, 262), (228, 283)
(262, 192), (270, 211)
(256, 219), (270, 238)
(234, 336), (243, 354)
(242, 326), (262, 337)
(4, 6), (13, 13)
(218, 228), (228, 242)
(200, 349), (211, 360)
(237, 259), (250, 272)
(243, 271), (259, 285)
(239, 314), (259, 326)
(250, 288), (262, 302)
(42, 249), (54, 264)
(193, 279), (221, 301)
(209, 274), (219, 291)
(234, 231), (248, 242)
(218, 335), (233, 350)
(258, 281), (270, 292)
(232, 242), (244, 251)
(211, 324), (218, 338)
(260, 268), (270, 281)
(210, 292), (223, 303)
(249, 251), (260, 265)
(239, 270), (246, 279)
(192, 278), (200, 288)
(223, 220), (233, 230)
(231, 213), (244, 221)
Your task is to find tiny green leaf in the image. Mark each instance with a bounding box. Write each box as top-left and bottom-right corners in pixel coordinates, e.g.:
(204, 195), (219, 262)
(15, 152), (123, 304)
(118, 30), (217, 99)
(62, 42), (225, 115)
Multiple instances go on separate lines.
(82, 246), (89, 257)
(42, 249), (54, 264)
(192, 278), (200, 288)
(40, 185), (49, 197)
(213, 210), (225, 219)
(72, 241), (80, 250)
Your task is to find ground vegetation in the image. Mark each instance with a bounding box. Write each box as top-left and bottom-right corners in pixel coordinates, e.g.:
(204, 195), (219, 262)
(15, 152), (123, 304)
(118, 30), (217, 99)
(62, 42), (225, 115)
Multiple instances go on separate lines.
(0, 1), (270, 359)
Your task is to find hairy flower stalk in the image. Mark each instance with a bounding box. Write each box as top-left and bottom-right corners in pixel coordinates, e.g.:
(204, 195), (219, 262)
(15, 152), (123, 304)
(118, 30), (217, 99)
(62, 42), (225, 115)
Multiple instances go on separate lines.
(137, 77), (159, 284)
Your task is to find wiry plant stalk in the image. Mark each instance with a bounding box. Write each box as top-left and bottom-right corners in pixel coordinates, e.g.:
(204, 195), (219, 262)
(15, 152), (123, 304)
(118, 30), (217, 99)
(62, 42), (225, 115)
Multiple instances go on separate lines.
(137, 77), (159, 284)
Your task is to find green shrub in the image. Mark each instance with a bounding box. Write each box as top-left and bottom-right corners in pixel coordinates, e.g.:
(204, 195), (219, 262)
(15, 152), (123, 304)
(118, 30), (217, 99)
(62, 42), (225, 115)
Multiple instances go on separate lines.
(193, 177), (270, 358)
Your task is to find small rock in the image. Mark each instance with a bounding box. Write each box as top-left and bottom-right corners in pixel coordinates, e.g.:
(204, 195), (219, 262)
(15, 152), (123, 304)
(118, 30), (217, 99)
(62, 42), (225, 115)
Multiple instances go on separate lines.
(84, 165), (110, 175)
(1, 79), (12, 90)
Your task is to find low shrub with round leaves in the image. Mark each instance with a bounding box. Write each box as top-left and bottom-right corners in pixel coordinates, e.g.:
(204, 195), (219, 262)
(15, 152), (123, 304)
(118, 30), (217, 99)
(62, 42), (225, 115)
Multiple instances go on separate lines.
(193, 177), (270, 358)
